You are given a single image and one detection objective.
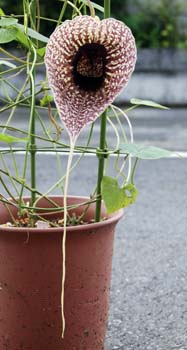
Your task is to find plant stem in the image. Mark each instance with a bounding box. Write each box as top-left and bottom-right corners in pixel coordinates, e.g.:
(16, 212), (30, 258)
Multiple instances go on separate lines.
(30, 69), (36, 206)
(0, 47), (26, 64)
(95, 0), (111, 222)
(130, 157), (139, 185)
(104, 0), (110, 18)
(29, 0), (37, 207)
(95, 110), (107, 221)
(57, 0), (68, 26)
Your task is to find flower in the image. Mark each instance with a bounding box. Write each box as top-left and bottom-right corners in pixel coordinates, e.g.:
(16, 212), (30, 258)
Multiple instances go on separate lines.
(45, 15), (136, 141)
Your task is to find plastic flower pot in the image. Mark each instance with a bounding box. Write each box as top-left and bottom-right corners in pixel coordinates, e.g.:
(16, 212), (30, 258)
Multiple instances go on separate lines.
(0, 196), (123, 350)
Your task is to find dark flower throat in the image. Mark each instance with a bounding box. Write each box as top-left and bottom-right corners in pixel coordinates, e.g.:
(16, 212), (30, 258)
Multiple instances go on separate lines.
(72, 43), (107, 91)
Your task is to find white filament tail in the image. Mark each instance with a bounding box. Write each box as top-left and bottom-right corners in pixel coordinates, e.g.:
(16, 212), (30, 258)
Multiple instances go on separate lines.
(61, 137), (75, 338)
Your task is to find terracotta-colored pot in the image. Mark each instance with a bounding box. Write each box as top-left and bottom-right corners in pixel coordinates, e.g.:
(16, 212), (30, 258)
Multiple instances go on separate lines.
(0, 196), (123, 350)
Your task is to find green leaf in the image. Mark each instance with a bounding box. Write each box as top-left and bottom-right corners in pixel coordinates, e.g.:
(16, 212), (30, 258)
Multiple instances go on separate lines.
(0, 17), (18, 27)
(130, 98), (169, 110)
(37, 46), (46, 57)
(0, 133), (28, 143)
(15, 23), (49, 43)
(15, 29), (30, 48)
(120, 143), (173, 159)
(40, 94), (53, 107)
(0, 17), (48, 46)
(0, 9), (5, 16)
(0, 27), (18, 43)
(0, 60), (16, 68)
(101, 176), (138, 214)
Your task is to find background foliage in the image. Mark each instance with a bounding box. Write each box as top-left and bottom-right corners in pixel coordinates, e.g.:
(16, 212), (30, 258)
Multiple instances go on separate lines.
(1, 0), (187, 47)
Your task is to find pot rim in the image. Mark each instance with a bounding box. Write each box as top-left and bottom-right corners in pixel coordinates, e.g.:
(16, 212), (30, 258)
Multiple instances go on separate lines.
(0, 195), (124, 233)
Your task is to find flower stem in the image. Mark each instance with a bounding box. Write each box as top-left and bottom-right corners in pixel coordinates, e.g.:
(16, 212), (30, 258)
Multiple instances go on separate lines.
(104, 0), (110, 18)
(95, 0), (111, 222)
(95, 110), (107, 222)
(30, 68), (36, 206)
(29, 0), (37, 207)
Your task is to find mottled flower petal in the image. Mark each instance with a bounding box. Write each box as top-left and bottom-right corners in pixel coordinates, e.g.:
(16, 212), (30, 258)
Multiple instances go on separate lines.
(45, 15), (136, 140)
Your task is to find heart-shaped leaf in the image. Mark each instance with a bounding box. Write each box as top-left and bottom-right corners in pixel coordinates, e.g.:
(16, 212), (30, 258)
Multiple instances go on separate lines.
(15, 23), (49, 43)
(0, 17), (18, 27)
(0, 27), (18, 43)
(0, 133), (28, 143)
(101, 176), (138, 214)
(120, 143), (173, 159)
(15, 29), (30, 48)
(130, 98), (169, 110)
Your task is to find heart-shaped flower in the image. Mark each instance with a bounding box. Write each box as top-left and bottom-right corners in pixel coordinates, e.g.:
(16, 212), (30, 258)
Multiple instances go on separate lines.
(45, 15), (136, 141)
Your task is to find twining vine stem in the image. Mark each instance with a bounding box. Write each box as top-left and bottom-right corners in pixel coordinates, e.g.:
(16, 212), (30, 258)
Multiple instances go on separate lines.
(95, 0), (111, 222)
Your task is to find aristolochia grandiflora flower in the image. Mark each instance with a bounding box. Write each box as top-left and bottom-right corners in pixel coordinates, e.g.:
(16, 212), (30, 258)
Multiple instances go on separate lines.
(45, 15), (136, 141)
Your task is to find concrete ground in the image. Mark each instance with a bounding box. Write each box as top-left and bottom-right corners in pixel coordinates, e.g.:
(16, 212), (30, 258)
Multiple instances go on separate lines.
(105, 157), (187, 350)
(0, 107), (187, 349)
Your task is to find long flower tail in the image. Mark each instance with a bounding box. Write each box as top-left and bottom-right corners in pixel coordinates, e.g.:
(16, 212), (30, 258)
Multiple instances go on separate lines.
(61, 137), (76, 338)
